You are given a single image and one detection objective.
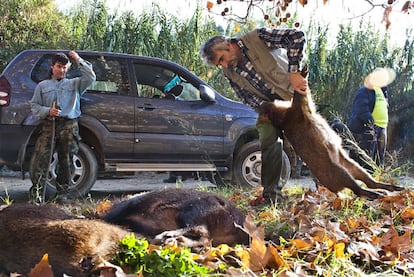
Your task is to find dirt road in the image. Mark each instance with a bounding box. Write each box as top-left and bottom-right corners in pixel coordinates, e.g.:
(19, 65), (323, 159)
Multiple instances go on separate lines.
(0, 169), (218, 202)
(1, 165), (412, 203)
(0, 166), (319, 203)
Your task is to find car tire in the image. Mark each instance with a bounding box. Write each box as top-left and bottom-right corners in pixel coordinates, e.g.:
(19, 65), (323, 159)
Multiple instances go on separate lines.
(30, 141), (98, 198)
(233, 140), (291, 188)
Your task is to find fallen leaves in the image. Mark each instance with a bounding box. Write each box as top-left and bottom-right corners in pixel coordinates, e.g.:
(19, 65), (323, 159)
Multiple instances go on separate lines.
(27, 254), (53, 277)
(4, 184), (414, 276)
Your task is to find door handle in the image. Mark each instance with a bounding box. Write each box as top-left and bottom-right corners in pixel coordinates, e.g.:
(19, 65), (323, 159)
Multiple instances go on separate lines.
(137, 103), (156, 110)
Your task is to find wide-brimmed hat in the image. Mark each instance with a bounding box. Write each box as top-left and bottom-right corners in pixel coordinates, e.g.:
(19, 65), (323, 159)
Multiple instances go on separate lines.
(364, 67), (396, 89)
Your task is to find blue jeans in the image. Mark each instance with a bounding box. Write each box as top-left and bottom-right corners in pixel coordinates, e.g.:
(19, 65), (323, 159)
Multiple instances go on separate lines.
(256, 115), (283, 197)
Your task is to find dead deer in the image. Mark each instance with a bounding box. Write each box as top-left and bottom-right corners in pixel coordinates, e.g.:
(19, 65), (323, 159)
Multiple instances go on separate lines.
(259, 67), (403, 199)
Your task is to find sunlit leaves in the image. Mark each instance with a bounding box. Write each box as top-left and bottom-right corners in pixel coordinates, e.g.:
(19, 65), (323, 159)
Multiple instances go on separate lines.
(28, 254), (53, 277)
(207, 0), (412, 30)
(8, 185), (414, 276)
(206, 1), (214, 12)
(382, 6), (392, 29)
(401, 0), (413, 13)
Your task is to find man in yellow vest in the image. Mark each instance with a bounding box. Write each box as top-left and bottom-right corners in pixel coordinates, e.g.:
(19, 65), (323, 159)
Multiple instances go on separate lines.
(200, 28), (308, 204)
(348, 68), (396, 171)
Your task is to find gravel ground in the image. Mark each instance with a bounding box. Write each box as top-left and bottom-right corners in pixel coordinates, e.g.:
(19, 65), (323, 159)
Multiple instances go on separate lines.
(1, 165), (412, 203)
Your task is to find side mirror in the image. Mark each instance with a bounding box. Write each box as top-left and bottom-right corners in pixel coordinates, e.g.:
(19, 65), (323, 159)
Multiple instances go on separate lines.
(199, 84), (216, 102)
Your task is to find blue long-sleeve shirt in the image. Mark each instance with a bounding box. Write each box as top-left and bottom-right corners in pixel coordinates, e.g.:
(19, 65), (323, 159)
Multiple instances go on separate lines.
(30, 58), (96, 119)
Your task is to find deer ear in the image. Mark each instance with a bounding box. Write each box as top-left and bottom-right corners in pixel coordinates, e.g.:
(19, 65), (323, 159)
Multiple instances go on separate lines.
(300, 64), (309, 78)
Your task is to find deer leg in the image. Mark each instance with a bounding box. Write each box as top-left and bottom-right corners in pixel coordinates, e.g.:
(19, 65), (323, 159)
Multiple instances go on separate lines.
(339, 152), (403, 192)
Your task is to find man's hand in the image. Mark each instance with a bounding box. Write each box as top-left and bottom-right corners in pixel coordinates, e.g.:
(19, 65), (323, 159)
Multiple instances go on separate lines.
(49, 106), (61, 117)
(289, 72), (308, 95)
(68, 51), (80, 62)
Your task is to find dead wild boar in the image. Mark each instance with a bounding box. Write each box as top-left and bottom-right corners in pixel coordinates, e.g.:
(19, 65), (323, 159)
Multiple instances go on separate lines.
(102, 188), (249, 246)
(0, 204), (129, 277)
(259, 90), (403, 199)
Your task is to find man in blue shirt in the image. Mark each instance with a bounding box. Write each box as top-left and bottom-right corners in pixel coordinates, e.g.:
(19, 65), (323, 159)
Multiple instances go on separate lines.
(30, 51), (96, 203)
(348, 68), (395, 171)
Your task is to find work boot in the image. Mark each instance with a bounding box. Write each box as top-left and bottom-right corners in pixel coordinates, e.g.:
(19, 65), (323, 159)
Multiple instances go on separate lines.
(262, 192), (283, 206)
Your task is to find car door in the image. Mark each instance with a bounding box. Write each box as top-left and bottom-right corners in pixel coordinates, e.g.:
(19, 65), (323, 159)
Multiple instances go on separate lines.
(131, 60), (225, 163)
(74, 54), (136, 160)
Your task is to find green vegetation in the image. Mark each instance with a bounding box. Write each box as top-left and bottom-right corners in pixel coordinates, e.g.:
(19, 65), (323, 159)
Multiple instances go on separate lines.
(113, 233), (214, 276)
(1, 1), (413, 275)
(1, 0), (413, 165)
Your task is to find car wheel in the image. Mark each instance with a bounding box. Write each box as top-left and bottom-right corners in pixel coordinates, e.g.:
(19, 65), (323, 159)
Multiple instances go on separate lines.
(30, 142), (98, 198)
(233, 140), (291, 188)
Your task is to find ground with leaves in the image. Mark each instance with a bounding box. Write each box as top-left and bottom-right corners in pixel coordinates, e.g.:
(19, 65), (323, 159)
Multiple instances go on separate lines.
(2, 176), (414, 277)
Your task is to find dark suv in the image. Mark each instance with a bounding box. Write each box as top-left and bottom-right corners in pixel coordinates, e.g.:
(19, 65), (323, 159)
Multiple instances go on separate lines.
(0, 50), (290, 196)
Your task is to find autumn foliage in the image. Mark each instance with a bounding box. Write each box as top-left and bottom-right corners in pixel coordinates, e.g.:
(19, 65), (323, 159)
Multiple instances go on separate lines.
(206, 0), (413, 29)
(7, 183), (413, 277)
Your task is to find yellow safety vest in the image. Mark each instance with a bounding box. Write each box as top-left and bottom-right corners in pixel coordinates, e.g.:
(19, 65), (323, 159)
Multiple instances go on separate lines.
(372, 87), (388, 128)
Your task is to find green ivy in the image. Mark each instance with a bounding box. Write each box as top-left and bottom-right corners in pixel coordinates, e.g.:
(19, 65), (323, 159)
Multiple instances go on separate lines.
(113, 233), (214, 276)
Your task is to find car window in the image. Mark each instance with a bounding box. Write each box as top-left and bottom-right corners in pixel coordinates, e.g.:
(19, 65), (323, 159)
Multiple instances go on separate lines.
(31, 54), (131, 96)
(133, 63), (200, 101)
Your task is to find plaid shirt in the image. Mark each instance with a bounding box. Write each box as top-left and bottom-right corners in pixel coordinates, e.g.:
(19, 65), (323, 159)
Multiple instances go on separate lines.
(227, 28), (305, 110)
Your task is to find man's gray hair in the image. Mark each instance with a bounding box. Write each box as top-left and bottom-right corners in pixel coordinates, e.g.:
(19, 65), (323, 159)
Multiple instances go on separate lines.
(199, 35), (231, 66)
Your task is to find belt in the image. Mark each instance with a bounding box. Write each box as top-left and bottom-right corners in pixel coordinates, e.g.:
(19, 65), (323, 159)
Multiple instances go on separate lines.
(47, 117), (78, 122)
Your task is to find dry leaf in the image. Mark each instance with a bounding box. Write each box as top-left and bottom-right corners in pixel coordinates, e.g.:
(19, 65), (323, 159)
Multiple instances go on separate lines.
(381, 6), (392, 30)
(235, 248), (251, 270)
(248, 233), (268, 271)
(401, 207), (414, 220)
(347, 241), (381, 262)
(289, 239), (313, 250)
(402, 0), (412, 13)
(243, 214), (264, 240)
(206, 1), (214, 12)
(266, 243), (286, 269)
(345, 217), (360, 232)
(258, 211), (275, 220)
(297, 0), (308, 7)
(327, 221), (350, 242)
(334, 242), (346, 258)
(98, 261), (127, 277)
(96, 199), (113, 217)
(332, 198), (342, 210)
(380, 228), (412, 256)
(28, 254), (53, 277)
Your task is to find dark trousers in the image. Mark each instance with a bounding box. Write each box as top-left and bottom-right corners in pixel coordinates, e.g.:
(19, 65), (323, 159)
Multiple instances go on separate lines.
(351, 125), (387, 171)
(256, 115), (283, 197)
(373, 126), (387, 166)
(30, 118), (80, 195)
